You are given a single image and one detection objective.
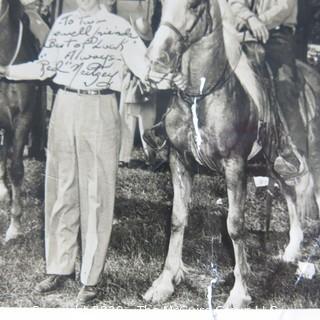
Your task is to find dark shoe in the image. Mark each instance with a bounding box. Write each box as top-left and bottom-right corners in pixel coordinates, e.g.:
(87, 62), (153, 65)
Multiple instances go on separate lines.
(119, 161), (129, 168)
(76, 285), (98, 305)
(34, 275), (70, 294)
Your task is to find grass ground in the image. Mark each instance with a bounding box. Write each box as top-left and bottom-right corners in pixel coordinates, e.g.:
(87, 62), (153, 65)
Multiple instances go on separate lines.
(0, 149), (319, 309)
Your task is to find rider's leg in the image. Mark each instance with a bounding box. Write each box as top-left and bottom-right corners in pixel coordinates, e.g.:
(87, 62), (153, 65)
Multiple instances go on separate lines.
(264, 28), (307, 158)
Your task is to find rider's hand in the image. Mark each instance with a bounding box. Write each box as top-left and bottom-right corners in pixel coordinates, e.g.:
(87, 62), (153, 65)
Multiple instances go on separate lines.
(235, 17), (247, 32)
(173, 73), (187, 91)
(0, 65), (8, 78)
(247, 16), (269, 44)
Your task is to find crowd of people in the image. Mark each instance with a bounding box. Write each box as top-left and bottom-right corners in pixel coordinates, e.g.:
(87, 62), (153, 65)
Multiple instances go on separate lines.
(0, 0), (319, 306)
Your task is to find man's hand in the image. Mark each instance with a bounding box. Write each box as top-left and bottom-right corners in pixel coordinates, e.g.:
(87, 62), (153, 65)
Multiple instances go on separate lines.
(235, 17), (247, 32)
(0, 65), (7, 78)
(172, 73), (187, 91)
(247, 16), (269, 43)
(145, 71), (187, 91)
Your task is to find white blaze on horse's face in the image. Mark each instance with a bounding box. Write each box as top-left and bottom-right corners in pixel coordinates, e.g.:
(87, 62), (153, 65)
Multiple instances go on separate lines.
(147, 0), (211, 74)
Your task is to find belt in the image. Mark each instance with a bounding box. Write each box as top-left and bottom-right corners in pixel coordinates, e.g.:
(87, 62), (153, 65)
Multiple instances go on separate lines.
(272, 25), (295, 34)
(57, 85), (114, 95)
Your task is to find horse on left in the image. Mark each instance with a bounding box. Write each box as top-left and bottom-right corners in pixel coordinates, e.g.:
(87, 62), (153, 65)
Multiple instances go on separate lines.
(0, 0), (41, 242)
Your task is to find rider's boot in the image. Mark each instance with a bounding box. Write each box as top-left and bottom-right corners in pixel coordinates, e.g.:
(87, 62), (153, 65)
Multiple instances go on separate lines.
(273, 109), (308, 180)
(143, 121), (168, 151)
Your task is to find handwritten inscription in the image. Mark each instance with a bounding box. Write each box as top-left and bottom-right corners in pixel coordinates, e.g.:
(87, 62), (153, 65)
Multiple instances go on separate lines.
(40, 12), (138, 88)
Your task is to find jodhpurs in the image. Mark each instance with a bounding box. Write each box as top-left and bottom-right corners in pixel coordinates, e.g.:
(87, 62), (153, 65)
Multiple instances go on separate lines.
(264, 28), (307, 154)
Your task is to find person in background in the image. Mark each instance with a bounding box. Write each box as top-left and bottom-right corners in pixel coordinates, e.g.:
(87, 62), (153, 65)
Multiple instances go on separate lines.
(229, 0), (307, 178)
(119, 15), (157, 169)
(295, 0), (320, 61)
(0, 0), (184, 305)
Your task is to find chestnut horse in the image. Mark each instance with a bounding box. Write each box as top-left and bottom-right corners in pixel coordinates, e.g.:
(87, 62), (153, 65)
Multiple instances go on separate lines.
(0, 0), (39, 241)
(144, 0), (320, 307)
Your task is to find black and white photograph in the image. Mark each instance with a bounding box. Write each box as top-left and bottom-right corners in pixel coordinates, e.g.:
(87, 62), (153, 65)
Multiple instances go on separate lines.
(0, 0), (320, 316)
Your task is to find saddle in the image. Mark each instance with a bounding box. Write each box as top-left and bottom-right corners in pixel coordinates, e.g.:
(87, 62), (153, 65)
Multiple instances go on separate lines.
(222, 23), (312, 182)
(241, 41), (281, 161)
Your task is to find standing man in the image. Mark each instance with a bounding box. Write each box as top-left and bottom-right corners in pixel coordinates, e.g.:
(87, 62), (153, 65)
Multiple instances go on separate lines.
(0, 0), (179, 305)
(119, 15), (157, 168)
(229, 0), (307, 176)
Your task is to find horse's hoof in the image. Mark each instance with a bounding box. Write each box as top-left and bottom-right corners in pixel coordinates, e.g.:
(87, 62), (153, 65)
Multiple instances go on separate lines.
(224, 289), (252, 308)
(5, 224), (23, 242)
(143, 279), (175, 303)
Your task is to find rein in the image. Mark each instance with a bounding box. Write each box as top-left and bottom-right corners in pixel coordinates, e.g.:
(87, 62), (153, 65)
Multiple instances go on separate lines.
(0, 1), (24, 66)
(0, 1), (9, 23)
(178, 61), (230, 104)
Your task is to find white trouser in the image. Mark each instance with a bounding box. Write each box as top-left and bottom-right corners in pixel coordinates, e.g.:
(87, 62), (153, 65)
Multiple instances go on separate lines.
(45, 90), (120, 286)
(119, 97), (156, 163)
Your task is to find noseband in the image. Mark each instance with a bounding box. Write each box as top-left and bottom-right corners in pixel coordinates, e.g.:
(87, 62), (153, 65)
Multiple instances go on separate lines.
(161, 21), (189, 51)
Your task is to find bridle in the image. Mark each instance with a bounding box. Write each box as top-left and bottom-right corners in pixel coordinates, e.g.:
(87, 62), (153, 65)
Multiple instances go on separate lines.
(155, 0), (234, 103)
(0, 1), (24, 66)
(160, 0), (212, 52)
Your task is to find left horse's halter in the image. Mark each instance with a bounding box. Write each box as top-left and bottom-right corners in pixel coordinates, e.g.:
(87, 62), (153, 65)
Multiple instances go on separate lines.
(0, 2), (24, 66)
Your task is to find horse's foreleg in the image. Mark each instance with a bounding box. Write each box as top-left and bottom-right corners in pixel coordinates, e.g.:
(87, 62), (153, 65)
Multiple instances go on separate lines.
(224, 157), (252, 308)
(282, 190), (303, 262)
(0, 133), (9, 202)
(281, 171), (314, 262)
(143, 149), (193, 303)
(5, 122), (28, 242)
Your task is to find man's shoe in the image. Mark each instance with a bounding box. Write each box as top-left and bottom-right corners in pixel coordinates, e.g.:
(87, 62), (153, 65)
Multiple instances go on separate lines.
(34, 275), (69, 294)
(76, 285), (98, 305)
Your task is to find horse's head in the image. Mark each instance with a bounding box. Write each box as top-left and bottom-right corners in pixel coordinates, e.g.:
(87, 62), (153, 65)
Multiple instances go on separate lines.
(146, 0), (215, 77)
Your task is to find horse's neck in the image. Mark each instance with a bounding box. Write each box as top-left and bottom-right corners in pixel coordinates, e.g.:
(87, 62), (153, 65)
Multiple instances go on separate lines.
(0, 1), (20, 65)
(181, 26), (229, 94)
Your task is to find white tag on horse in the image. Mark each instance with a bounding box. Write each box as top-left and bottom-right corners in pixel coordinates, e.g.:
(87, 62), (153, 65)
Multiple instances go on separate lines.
(296, 262), (316, 280)
(253, 176), (269, 187)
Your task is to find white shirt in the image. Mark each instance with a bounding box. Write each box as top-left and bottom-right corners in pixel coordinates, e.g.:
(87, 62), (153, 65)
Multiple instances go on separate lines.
(229, 0), (297, 30)
(8, 5), (149, 91)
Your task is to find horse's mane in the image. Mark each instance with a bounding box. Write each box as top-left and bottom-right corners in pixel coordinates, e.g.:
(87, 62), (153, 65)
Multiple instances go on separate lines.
(8, 0), (25, 25)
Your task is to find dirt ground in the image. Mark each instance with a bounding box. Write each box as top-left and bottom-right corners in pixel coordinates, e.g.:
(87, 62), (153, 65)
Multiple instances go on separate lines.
(0, 149), (319, 309)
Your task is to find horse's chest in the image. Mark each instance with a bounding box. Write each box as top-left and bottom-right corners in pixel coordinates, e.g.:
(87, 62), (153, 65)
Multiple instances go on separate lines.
(165, 95), (240, 169)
